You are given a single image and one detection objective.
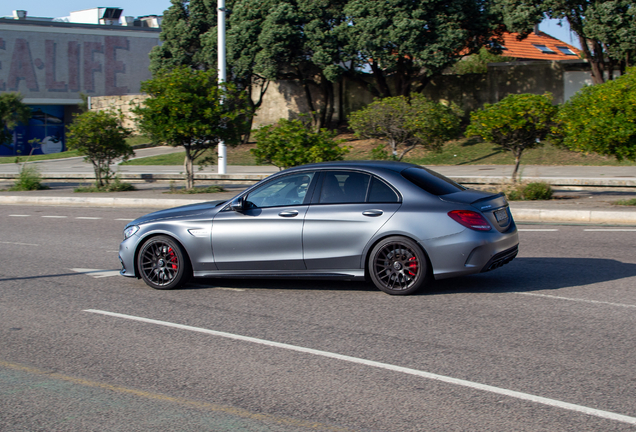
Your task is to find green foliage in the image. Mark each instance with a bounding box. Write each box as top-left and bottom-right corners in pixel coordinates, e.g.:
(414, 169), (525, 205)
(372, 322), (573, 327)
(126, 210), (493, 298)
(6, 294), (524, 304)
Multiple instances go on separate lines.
(9, 164), (48, 191)
(66, 110), (133, 187)
(500, 182), (553, 201)
(615, 198), (636, 206)
(349, 93), (461, 160)
(251, 118), (348, 169)
(0, 93), (31, 148)
(74, 177), (137, 192)
(451, 47), (515, 75)
(167, 184), (225, 194)
(553, 68), (636, 162)
(340, 0), (504, 97)
(465, 93), (557, 180)
(133, 66), (251, 189)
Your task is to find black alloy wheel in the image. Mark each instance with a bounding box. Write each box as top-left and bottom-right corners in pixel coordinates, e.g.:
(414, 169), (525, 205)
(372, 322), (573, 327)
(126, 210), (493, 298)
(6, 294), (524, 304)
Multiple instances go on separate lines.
(137, 235), (190, 290)
(369, 236), (429, 295)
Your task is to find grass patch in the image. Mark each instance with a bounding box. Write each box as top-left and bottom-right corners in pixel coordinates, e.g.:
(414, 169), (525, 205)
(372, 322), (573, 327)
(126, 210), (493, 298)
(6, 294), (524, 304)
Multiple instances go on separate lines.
(122, 145), (258, 166)
(615, 198), (636, 206)
(0, 150), (83, 164)
(165, 184), (226, 194)
(74, 179), (136, 193)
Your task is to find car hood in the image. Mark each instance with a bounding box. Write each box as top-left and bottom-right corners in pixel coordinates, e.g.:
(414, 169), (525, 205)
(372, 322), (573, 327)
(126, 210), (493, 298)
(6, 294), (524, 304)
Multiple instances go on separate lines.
(129, 200), (227, 226)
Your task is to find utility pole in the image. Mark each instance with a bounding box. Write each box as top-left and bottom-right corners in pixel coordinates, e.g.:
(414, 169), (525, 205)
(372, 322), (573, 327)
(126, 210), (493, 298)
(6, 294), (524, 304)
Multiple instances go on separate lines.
(217, 0), (227, 174)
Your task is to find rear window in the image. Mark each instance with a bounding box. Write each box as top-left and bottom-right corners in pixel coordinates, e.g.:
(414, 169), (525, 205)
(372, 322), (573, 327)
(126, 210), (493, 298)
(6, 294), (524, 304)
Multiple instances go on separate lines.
(401, 167), (466, 196)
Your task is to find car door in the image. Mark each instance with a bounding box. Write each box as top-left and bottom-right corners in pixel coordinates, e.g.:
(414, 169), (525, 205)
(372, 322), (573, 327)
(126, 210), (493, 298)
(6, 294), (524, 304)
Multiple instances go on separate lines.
(211, 172), (316, 271)
(303, 170), (401, 270)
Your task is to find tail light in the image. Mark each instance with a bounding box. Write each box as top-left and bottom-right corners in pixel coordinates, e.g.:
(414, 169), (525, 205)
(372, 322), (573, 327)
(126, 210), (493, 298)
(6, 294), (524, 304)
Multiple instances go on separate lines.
(448, 210), (491, 231)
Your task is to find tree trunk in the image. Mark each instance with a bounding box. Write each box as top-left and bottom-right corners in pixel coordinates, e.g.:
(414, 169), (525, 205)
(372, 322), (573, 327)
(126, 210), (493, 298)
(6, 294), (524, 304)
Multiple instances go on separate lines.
(511, 149), (522, 183)
(183, 147), (194, 189)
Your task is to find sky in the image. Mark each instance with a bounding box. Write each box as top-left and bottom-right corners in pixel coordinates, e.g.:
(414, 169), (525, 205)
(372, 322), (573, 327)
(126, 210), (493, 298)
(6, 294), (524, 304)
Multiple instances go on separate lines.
(2, 2), (581, 49)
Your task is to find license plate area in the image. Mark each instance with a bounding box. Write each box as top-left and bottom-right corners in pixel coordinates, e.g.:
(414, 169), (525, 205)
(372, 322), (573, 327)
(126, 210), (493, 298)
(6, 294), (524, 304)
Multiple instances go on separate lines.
(494, 208), (508, 223)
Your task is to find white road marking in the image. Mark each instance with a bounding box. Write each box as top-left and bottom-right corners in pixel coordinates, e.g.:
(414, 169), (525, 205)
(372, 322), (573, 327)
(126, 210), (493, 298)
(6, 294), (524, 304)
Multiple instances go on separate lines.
(71, 268), (120, 278)
(85, 309), (636, 426)
(41, 215), (67, 219)
(584, 229), (636, 232)
(76, 217), (102, 220)
(115, 218), (135, 221)
(518, 229), (559, 232)
(515, 292), (636, 309)
(9, 214), (30, 217)
(0, 241), (38, 246)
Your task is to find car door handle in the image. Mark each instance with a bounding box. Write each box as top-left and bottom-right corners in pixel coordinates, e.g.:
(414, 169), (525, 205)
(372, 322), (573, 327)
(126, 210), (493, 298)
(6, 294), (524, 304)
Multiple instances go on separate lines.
(362, 210), (384, 217)
(278, 210), (299, 217)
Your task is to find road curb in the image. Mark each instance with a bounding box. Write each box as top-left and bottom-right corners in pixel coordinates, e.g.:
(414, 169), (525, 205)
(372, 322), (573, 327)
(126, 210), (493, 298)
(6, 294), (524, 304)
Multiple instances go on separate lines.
(2, 195), (636, 224)
(2, 173), (636, 188)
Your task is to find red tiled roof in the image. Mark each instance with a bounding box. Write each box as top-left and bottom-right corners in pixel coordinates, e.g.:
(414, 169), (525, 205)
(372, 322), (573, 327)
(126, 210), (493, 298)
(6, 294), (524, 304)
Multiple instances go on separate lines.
(499, 31), (582, 61)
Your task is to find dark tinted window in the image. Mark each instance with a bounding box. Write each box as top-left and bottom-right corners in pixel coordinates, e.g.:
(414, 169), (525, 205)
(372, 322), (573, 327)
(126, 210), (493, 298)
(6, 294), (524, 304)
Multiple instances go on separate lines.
(401, 167), (466, 196)
(368, 177), (400, 202)
(319, 171), (370, 204)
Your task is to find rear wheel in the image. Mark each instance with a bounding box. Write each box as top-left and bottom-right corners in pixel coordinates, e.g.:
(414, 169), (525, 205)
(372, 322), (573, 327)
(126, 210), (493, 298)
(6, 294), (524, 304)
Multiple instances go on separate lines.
(368, 236), (429, 295)
(137, 235), (190, 290)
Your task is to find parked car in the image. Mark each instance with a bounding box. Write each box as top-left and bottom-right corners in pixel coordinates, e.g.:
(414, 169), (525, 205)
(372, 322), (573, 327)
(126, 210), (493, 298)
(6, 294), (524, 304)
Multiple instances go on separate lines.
(119, 161), (518, 295)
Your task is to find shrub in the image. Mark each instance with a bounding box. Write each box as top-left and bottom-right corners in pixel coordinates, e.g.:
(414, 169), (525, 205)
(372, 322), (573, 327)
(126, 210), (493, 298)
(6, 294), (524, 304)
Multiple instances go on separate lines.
(553, 67), (636, 162)
(251, 118), (348, 169)
(9, 165), (48, 191)
(502, 182), (553, 201)
(349, 93), (461, 160)
(465, 93), (557, 182)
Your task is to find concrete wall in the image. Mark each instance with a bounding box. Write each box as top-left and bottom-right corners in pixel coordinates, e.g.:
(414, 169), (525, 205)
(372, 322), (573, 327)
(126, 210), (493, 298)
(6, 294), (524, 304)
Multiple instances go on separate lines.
(0, 19), (159, 104)
(89, 94), (149, 130)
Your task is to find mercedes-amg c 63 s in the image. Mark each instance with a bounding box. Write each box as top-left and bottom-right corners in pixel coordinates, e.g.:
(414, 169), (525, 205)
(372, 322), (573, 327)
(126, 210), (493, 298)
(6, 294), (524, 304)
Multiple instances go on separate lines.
(119, 161), (518, 295)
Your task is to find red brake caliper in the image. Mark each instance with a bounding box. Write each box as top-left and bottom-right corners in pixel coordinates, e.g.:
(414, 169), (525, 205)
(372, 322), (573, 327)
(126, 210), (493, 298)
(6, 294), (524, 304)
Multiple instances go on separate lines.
(168, 247), (177, 269)
(407, 257), (418, 276)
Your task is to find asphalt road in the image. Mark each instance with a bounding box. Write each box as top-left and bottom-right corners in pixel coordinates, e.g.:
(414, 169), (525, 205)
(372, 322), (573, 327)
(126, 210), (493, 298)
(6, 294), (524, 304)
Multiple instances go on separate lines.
(1, 204), (636, 431)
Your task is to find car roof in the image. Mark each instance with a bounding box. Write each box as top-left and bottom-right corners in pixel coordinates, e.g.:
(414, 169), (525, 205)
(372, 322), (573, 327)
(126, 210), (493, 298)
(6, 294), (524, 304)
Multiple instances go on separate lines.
(284, 160), (420, 173)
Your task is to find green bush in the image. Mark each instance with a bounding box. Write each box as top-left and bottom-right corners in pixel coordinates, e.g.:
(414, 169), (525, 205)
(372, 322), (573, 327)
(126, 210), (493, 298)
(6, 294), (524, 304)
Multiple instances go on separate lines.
(465, 93), (557, 181)
(251, 119), (348, 169)
(553, 67), (636, 162)
(349, 93), (461, 160)
(10, 165), (48, 191)
(74, 178), (136, 192)
(502, 182), (553, 201)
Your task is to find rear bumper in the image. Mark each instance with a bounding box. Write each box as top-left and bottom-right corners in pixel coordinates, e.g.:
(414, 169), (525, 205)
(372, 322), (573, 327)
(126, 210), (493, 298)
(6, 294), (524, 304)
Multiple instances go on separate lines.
(480, 244), (518, 272)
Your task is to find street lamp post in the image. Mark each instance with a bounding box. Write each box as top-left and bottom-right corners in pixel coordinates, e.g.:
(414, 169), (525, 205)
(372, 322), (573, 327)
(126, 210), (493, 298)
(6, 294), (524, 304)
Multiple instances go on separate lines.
(217, 0), (227, 175)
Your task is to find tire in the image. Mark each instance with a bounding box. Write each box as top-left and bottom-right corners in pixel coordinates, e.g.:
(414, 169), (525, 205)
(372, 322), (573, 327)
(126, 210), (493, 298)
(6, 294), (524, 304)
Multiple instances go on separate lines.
(368, 236), (429, 295)
(137, 235), (191, 290)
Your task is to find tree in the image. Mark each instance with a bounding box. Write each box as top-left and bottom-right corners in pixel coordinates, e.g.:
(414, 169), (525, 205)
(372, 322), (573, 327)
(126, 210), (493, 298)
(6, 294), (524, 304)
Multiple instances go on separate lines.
(349, 93), (461, 161)
(0, 93), (31, 149)
(553, 67), (636, 161)
(66, 110), (133, 187)
(495, 0), (636, 84)
(465, 93), (557, 181)
(251, 118), (348, 169)
(134, 67), (250, 189)
(338, 0), (504, 98)
(450, 47), (515, 75)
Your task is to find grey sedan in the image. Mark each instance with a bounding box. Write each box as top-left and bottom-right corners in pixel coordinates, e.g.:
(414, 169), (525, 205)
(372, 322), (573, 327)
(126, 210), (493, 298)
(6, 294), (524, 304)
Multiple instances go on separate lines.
(119, 161), (518, 295)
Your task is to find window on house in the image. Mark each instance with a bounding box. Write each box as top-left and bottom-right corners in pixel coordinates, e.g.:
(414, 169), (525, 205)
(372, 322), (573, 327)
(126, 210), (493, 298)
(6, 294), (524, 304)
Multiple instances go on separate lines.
(556, 46), (577, 56)
(533, 44), (556, 54)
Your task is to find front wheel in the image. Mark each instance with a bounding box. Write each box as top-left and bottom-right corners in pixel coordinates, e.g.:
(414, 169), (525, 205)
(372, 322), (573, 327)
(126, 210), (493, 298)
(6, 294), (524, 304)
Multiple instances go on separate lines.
(137, 235), (191, 290)
(368, 236), (429, 295)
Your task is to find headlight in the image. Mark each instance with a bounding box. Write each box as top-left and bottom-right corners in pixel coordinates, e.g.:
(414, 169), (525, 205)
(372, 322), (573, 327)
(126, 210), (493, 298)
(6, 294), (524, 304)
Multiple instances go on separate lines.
(123, 225), (140, 239)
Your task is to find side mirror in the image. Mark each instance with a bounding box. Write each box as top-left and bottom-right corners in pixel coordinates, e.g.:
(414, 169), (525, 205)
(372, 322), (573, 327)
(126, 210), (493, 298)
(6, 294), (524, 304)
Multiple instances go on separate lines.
(230, 197), (244, 212)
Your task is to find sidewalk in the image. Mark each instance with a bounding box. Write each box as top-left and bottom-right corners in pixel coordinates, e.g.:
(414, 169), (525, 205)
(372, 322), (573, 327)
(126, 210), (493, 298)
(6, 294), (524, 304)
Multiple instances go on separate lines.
(1, 147), (635, 225)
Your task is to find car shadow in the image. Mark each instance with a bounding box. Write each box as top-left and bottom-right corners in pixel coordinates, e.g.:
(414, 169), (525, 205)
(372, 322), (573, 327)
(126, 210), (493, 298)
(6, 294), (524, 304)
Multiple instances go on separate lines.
(182, 257), (636, 295)
(427, 257), (636, 295)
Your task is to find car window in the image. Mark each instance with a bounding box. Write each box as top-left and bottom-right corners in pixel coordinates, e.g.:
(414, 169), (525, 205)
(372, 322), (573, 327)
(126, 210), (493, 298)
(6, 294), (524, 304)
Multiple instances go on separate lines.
(401, 167), (466, 196)
(319, 171), (371, 204)
(245, 172), (315, 208)
(368, 177), (400, 203)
